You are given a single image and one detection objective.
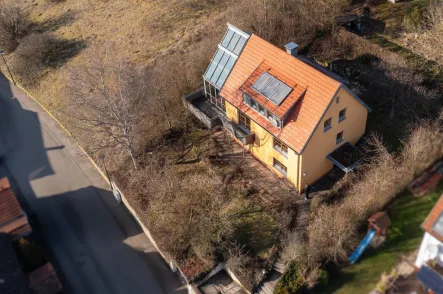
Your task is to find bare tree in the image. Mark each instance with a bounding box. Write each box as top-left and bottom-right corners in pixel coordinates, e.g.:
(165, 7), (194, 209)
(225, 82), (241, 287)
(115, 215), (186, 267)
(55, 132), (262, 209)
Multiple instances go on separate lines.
(68, 50), (148, 168)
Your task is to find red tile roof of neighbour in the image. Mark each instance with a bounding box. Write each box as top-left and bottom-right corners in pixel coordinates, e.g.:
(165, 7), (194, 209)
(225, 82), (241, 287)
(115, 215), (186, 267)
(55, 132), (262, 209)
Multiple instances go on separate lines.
(28, 263), (63, 294)
(220, 34), (342, 153)
(422, 195), (443, 242)
(0, 178), (31, 239)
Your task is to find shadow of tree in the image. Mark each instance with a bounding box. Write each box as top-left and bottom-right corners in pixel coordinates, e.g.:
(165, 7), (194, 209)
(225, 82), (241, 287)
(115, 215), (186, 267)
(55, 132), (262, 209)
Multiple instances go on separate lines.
(42, 38), (86, 69)
(332, 55), (442, 148)
(12, 34), (86, 86)
(34, 10), (77, 33)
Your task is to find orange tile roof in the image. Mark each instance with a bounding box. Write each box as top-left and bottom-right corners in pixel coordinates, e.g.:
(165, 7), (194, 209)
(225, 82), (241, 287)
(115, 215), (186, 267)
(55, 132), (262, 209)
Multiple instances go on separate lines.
(220, 34), (341, 153)
(422, 195), (443, 242)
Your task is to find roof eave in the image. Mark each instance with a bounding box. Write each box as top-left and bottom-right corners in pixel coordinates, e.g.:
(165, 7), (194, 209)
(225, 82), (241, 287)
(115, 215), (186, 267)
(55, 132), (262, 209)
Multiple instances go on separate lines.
(341, 84), (373, 113)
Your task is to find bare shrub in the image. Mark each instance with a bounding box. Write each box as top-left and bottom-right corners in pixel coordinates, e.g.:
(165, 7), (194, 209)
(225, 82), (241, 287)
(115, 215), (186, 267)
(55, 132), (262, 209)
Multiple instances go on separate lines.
(227, 0), (348, 47)
(12, 33), (85, 86)
(306, 120), (443, 266)
(225, 243), (263, 291)
(404, 5), (426, 32)
(0, 0), (32, 52)
(373, 56), (438, 120)
(416, 1), (443, 63)
(126, 161), (234, 262)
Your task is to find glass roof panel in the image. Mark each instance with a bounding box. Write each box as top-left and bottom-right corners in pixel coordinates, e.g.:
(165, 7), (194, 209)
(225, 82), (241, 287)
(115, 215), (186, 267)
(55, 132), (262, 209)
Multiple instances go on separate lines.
(203, 26), (250, 89)
(228, 33), (241, 52)
(210, 52), (230, 84)
(233, 37), (247, 55)
(221, 29), (234, 48)
(216, 56), (235, 88)
(204, 49), (223, 81)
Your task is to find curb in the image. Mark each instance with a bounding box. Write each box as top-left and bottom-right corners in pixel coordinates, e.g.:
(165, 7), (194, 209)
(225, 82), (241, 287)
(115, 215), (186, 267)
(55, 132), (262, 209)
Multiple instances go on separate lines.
(1, 73), (110, 185)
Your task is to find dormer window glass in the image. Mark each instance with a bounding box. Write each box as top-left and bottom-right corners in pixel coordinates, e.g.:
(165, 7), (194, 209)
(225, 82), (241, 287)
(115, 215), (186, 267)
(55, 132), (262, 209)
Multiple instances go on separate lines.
(242, 93), (283, 129)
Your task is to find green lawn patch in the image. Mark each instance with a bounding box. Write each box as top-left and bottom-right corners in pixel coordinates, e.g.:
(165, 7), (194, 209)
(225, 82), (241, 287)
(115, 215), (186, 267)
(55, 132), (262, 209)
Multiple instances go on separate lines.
(318, 182), (442, 294)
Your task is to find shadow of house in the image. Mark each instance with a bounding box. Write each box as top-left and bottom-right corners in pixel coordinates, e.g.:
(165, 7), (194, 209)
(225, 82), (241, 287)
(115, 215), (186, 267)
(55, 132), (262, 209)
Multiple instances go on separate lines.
(0, 73), (186, 293)
(0, 233), (30, 294)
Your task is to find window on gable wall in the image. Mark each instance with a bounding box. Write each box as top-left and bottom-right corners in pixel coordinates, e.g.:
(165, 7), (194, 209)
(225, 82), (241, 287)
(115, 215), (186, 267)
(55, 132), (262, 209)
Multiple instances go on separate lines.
(273, 158), (287, 175)
(339, 108), (347, 122)
(336, 96), (340, 103)
(274, 138), (288, 157)
(336, 131), (344, 144)
(324, 117), (332, 132)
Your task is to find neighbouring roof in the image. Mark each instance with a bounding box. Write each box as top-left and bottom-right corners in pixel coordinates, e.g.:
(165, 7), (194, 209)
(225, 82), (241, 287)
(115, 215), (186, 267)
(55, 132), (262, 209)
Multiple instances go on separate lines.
(220, 33), (366, 153)
(0, 178), (32, 239)
(0, 234), (30, 294)
(422, 195), (443, 242)
(368, 211), (391, 230)
(28, 263), (63, 294)
(416, 266), (443, 294)
(327, 142), (365, 173)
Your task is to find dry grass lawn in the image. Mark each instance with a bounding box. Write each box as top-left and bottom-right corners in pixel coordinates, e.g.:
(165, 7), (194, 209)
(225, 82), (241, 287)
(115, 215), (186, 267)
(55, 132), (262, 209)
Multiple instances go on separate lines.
(1, 0), (227, 140)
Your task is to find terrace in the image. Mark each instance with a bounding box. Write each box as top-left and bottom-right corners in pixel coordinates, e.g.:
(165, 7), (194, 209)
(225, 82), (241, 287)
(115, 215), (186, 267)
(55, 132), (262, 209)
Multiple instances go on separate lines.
(183, 89), (255, 146)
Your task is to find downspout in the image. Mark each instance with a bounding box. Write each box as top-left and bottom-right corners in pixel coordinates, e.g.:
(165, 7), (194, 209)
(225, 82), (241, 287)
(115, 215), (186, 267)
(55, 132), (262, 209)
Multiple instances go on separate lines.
(297, 153), (302, 193)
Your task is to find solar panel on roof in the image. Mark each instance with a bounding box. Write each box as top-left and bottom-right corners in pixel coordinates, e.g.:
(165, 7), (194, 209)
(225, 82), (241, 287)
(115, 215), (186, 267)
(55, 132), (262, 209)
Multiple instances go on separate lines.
(251, 72), (272, 92)
(252, 72), (293, 106)
(203, 26), (250, 89)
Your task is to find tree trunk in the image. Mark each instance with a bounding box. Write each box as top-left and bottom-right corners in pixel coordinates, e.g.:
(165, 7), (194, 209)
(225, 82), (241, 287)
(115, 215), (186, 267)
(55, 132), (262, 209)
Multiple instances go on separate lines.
(128, 145), (137, 169)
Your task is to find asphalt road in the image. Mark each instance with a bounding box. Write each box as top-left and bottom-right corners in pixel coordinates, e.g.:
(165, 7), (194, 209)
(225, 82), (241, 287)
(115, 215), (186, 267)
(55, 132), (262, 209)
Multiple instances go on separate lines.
(0, 74), (186, 294)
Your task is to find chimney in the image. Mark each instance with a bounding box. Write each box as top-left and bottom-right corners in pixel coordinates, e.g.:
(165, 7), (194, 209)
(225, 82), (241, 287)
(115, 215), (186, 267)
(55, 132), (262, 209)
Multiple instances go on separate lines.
(285, 42), (299, 56)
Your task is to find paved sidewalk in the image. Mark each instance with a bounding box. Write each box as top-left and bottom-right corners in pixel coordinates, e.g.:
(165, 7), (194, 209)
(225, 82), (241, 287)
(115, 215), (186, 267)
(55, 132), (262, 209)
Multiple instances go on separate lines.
(0, 74), (185, 294)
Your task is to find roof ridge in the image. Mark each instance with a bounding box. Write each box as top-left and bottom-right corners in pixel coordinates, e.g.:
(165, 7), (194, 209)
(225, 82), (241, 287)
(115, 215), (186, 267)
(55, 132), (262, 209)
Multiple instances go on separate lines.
(250, 34), (341, 87)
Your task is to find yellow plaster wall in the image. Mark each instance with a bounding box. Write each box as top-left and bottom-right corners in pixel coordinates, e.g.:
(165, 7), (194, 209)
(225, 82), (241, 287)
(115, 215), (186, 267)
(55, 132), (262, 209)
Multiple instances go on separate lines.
(298, 87), (368, 191)
(224, 100), (300, 187)
(225, 101), (238, 123)
(286, 149), (300, 188)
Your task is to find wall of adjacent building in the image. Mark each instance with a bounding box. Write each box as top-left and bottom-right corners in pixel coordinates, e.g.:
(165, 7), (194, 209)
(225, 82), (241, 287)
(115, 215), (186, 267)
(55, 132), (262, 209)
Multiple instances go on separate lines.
(298, 87), (368, 190)
(415, 232), (443, 268)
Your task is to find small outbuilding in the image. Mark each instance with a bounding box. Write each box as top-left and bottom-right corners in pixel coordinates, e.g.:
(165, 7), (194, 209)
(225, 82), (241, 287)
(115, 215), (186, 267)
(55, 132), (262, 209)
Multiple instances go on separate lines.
(368, 211), (391, 237)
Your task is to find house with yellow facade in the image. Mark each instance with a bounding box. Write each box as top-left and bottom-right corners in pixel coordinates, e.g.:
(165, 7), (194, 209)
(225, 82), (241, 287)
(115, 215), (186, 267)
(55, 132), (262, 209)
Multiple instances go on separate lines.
(184, 24), (372, 192)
